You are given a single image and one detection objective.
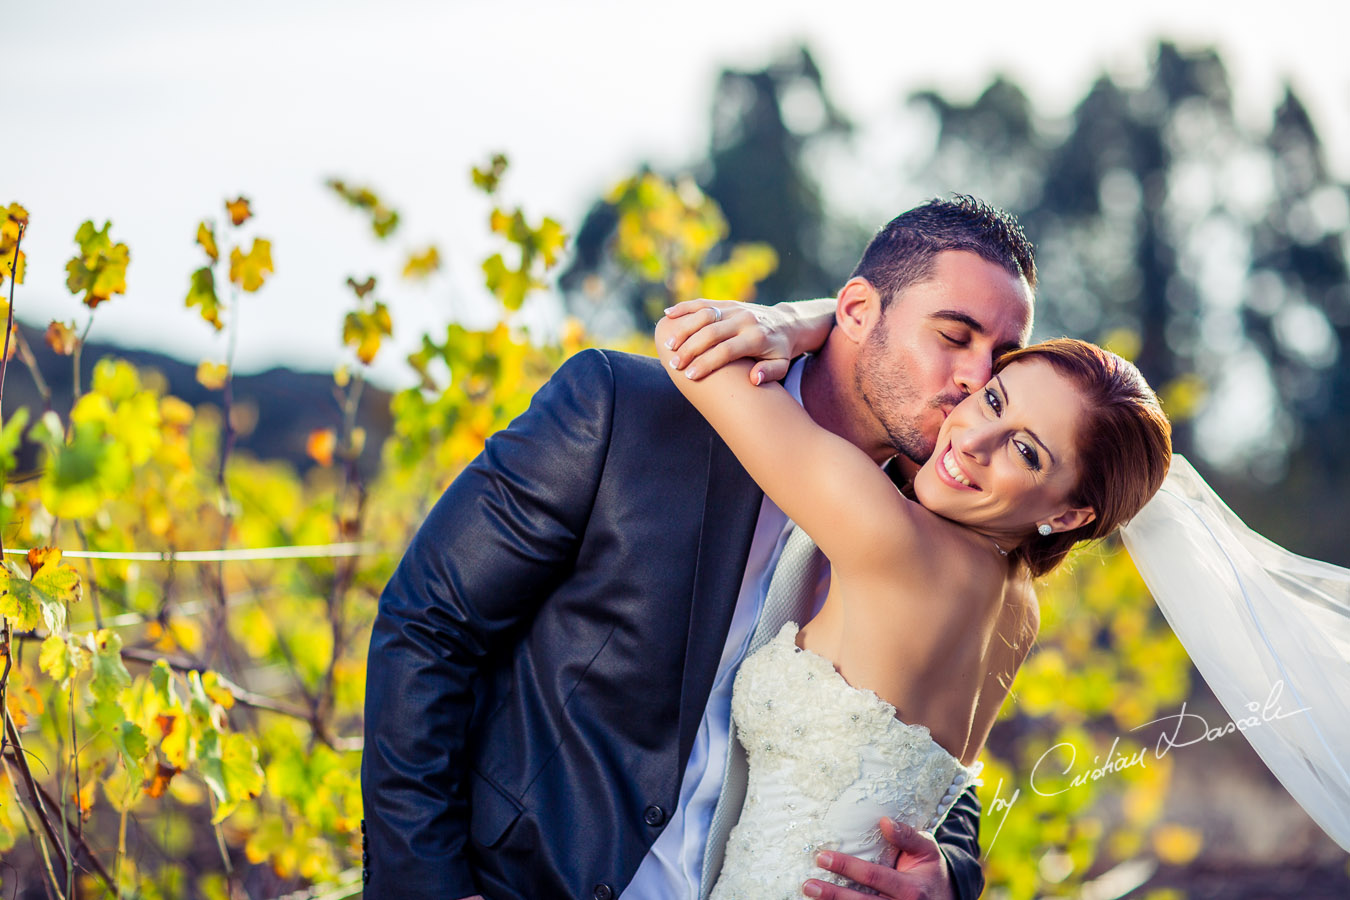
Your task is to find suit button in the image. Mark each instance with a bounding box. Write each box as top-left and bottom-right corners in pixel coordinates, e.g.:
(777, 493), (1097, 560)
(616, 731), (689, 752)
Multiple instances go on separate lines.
(362, 868), (370, 884)
(593, 884), (613, 900)
(643, 805), (667, 827)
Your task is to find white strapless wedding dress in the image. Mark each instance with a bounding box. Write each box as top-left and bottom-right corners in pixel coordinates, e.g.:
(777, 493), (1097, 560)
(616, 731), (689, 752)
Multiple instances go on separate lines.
(710, 624), (982, 899)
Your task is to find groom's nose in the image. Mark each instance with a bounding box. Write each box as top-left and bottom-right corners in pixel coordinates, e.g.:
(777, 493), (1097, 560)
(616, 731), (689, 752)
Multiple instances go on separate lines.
(952, 353), (992, 396)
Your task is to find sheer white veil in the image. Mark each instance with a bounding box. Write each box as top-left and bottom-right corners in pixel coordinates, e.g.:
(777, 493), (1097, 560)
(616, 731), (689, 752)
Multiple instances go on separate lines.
(1119, 454), (1350, 852)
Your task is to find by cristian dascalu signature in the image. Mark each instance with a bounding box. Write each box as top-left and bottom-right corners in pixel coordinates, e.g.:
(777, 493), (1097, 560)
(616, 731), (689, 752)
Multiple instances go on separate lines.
(980, 679), (1310, 855)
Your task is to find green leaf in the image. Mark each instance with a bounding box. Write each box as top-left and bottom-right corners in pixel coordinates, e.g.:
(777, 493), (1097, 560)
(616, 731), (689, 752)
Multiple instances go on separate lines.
(88, 628), (131, 702)
(186, 266), (224, 330)
(199, 730), (265, 823)
(92, 697), (150, 770)
(470, 153), (509, 195)
(65, 220), (129, 308)
(0, 408), (30, 477)
(0, 550), (77, 632)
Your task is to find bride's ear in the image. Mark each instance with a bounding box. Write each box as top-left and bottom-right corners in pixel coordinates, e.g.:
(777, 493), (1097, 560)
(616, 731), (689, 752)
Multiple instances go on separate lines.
(1045, 505), (1096, 535)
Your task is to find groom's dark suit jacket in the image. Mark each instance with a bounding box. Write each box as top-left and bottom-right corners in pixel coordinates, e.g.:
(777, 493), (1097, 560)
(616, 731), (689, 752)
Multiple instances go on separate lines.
(362, 349), (984, 900)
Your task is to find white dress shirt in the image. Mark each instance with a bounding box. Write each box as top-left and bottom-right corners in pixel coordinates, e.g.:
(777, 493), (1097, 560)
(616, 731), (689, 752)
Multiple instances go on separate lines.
(622, 359), (832, 899)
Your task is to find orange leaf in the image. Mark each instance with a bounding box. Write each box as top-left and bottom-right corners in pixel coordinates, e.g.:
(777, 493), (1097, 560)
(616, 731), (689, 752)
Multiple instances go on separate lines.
(45, 320), (78, 355)
(226, 196), (252, 226)
(26, 546), (63, 576)
(144, 762), (180, 799)
(306, 429), (336, 467)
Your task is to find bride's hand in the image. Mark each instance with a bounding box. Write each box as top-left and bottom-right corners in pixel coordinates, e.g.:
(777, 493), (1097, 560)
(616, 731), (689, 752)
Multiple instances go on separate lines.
(804, 818), (952, 900)
(661, 297), (835, 384)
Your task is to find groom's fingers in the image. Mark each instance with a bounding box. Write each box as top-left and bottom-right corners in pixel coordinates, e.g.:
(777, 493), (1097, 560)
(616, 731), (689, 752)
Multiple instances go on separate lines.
(879, 817), (943, 868)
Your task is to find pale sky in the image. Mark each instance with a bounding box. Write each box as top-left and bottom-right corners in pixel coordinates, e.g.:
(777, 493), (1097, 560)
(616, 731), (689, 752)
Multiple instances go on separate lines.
(8, 0), (1347, 388)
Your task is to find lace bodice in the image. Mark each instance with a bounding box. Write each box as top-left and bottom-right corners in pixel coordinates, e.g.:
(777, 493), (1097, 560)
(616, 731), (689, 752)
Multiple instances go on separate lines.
(710, 624), (981, 898)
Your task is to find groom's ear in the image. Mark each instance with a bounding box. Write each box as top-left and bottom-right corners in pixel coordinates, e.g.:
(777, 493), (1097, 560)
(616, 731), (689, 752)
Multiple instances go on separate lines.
(835, 277), (881, 344)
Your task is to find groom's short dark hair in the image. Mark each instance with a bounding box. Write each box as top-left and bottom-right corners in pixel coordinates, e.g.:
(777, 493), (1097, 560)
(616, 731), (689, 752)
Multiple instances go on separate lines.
(852, 195), (1036, 311)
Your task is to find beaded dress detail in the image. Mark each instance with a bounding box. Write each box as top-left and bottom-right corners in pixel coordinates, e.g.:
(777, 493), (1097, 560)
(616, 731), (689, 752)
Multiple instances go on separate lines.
(709, 624), (981, 898)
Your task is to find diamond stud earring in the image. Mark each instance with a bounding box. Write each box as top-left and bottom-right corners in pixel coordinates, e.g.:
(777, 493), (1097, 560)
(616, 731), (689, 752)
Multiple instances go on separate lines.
(1038, 523), (1053, 536)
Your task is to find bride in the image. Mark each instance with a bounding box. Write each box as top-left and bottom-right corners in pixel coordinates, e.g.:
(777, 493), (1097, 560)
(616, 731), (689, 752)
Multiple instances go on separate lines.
(657, 300), (1350, 894)
(655, 309), (1171, 895)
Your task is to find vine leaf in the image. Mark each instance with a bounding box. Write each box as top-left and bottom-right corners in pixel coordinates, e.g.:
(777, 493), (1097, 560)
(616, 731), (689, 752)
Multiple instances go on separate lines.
(45, 320), (79, 355)
(226, 197), (252, 226)
(1, 202), (28, 288)
(186, 266), (224, 330)
(65, 220), (129, 308)
(200, 731), (265, 823)
(197, 361), (229, 390)
(196, 221), (219, 261)
(39, 633), (89, 687)
(88, 628), (132, 702)
(229, 238), (273, 292)
(343, 302), (393, 365)
(402, 246), (441, 280)
(0, 548), (80, 632)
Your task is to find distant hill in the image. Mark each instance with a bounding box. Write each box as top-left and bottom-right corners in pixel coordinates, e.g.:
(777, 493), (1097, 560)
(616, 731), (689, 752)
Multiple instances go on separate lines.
(2, 320), (393, 476)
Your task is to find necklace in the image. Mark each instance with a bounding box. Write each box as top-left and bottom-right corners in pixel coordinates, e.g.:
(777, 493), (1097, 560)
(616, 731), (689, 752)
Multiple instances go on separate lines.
(990, 537), (1009, 558)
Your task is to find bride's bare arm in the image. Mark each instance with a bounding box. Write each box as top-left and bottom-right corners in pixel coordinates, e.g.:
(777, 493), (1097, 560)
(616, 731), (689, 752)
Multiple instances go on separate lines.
(655, 314), (915, 574)
(661, 297), (836, 385)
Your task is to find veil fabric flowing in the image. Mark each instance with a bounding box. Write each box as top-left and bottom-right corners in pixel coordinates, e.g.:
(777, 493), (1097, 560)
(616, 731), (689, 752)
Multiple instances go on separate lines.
(1119, 455), (1350, 852)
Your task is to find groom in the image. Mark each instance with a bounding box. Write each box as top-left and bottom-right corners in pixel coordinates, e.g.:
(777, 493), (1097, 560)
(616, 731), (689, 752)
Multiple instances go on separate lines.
(362, 195), (1036, 900)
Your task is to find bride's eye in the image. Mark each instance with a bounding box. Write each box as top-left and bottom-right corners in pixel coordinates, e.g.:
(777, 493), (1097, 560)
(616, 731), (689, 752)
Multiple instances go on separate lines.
(1014, 439), (1041, 470)
(983, 387), (1003, 415)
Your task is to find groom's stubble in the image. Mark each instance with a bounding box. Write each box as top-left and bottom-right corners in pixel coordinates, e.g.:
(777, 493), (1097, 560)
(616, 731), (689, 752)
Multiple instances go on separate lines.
(855, 310), (966, 467)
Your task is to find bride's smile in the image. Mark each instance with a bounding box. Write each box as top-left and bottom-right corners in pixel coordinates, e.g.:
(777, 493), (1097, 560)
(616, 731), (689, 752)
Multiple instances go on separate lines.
(913, 357), (1095, 546)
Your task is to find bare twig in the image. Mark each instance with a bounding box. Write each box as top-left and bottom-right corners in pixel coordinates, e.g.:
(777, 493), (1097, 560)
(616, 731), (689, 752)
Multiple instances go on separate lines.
(3, 708), (71, 890)
(23, 766), (122, 898)
(0, 221), (25, 420)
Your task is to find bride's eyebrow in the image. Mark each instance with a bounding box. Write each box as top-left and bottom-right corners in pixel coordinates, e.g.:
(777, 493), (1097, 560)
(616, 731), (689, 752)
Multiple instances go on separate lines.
(995, 375), (1057, 467)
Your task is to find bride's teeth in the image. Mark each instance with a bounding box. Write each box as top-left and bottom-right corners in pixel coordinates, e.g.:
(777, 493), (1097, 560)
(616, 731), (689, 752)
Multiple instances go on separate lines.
(943, 450), (971, 487)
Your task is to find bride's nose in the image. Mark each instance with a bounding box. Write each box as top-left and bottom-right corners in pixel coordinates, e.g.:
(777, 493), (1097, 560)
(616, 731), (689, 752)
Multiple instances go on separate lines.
(952, 422), (996, 465)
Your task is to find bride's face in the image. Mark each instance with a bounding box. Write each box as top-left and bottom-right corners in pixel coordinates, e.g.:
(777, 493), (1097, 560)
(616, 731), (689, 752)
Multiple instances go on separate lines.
(912, 357), (1095, 544)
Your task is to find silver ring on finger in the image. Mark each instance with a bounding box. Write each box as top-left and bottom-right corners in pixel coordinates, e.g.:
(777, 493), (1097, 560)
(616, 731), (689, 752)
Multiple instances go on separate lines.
(710, 306), (722, 322)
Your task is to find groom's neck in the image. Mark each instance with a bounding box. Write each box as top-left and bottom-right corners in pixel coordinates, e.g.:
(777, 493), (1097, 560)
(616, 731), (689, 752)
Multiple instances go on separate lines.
(800, 345), (895, 466)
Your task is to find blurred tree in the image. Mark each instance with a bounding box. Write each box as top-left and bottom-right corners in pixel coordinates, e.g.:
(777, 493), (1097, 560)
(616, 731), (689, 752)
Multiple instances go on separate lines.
(561, 45), (850, 330)
(908, 42), (1350, 520)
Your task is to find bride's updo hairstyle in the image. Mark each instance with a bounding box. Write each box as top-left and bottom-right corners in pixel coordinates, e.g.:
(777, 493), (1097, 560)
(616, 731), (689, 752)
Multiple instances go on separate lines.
(995, 339), (1172, 576)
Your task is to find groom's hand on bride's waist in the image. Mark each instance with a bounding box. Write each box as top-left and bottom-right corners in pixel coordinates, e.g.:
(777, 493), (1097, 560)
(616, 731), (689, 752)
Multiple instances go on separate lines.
(802, 818), (953, 900)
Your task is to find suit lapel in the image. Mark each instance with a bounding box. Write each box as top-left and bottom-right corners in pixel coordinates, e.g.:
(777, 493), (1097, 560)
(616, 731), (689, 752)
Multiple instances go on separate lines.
(676, 432), (762, 770)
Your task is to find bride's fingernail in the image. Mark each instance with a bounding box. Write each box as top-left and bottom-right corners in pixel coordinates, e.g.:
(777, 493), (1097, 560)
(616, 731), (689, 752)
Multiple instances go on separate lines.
(663, 306), (676, 315)
(815, 851), (834, 868)
(803, 881), (823, 897)
(664, 337), (675, 349)
(669, 357), (680, 369)
(684, 368), (698, 379)
(754, 370), (764, 385)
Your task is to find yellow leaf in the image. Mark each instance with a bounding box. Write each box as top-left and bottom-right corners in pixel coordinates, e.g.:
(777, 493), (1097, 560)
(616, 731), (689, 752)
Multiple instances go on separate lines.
(196, 221), (219, 261)
(197, 361), (229, 390)
(1152, 823), (1203, 865)
(226, 196), (252, 226)
(229, 238), (273, 292)
(402, 245), (441, 280)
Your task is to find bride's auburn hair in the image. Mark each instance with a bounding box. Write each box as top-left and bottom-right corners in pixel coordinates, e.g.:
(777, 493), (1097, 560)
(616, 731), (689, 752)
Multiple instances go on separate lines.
(995, 339), (1173, 577)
